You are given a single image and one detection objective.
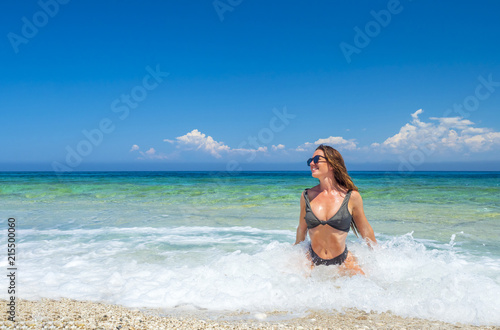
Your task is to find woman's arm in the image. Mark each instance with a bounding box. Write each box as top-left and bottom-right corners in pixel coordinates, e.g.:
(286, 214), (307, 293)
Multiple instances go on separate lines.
(350, 191), (377, 247)
(294, 192), (308, 245)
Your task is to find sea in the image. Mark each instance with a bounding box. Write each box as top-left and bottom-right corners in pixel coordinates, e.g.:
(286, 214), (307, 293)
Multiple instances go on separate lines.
(0, 171), (499, 325)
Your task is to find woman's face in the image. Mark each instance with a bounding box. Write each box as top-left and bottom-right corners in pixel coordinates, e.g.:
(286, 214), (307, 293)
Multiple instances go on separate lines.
(310, 150), (330, 178)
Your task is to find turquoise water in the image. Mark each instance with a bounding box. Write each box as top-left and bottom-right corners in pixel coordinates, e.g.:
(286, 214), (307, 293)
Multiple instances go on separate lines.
(1, 171), (499, 325)
(3, 171), (499, 254)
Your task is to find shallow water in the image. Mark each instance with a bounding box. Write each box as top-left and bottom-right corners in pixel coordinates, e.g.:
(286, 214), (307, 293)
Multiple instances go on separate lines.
(1, 171), (499, 325)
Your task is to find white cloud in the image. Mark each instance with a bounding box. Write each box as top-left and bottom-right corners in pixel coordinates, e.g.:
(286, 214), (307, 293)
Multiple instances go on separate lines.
(130, 144), (171, 160)
(373, 109), (500, 153)
(411, 109), (423, 120)
(429, 117), (474, 129)
(295, 136), (357, 152)
(164, 129), (275, 158)
(460, 127), (489, 135)
(138, 147), (169, 159)
(271, 144), (285, 151)
(374, 122), (418, 150)
(463, 132), (500, 152)
(163, 139), (174, 144)
(231, 146), (268, 153)
(314, 136), (357, 150)
(295, 142), (315, 152)
(174, 129), (231, 158)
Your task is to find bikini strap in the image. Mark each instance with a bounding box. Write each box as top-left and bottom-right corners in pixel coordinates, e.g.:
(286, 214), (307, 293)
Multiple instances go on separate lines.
(344, 190), (353, 203)
(303, 189), (312, 207)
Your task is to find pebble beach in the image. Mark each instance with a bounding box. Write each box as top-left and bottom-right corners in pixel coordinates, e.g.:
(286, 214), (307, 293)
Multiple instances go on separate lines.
(1, 299), (498, 329)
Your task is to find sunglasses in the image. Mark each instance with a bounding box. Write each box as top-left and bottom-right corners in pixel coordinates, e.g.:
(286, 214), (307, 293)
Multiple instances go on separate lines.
(307, 155), (326, 166)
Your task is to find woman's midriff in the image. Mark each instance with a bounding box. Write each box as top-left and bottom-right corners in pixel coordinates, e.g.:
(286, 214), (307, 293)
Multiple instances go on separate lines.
(309, 226), (347, 259)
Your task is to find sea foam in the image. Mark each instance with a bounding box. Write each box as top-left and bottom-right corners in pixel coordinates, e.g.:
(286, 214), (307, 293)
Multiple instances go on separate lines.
(4, 227), (500, 326)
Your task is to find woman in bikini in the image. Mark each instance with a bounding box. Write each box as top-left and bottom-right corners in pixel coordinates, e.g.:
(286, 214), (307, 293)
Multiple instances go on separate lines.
(295, 144), (376, 275)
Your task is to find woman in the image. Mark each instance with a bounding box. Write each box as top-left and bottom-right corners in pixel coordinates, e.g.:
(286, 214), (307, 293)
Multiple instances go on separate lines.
(295, 144), (376, 274)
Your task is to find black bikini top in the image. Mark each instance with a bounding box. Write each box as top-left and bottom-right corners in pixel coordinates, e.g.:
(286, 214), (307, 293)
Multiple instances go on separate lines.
(303, 189), (353, 232)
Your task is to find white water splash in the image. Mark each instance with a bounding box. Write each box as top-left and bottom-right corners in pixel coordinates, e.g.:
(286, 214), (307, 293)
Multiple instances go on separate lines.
(4, 227), (500, 326)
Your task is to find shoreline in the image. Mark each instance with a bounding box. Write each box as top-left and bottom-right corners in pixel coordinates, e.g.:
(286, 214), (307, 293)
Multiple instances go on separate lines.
(2, 299), (498, 329)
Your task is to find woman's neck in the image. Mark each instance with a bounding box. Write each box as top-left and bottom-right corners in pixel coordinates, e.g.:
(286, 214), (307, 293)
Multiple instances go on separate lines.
(317, 175), (340, 193)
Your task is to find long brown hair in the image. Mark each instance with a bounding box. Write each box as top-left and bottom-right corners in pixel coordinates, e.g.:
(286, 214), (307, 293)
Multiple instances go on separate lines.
(315, 144), (360, 236)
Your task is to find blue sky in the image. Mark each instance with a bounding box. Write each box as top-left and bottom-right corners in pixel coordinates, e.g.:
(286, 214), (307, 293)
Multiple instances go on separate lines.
(1, 0), (500, 171)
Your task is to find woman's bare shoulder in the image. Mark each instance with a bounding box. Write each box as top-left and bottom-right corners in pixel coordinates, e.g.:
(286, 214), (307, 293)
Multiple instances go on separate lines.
(303, 185), (320, 198)
(349, 190), (364, 203)
(307, 185), (320, 192)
